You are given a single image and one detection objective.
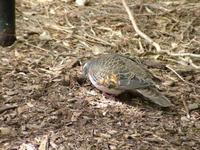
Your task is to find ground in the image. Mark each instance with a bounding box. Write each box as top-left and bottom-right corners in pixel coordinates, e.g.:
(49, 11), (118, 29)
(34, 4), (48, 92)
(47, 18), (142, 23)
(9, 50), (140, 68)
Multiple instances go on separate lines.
(0, 0), (200, 149)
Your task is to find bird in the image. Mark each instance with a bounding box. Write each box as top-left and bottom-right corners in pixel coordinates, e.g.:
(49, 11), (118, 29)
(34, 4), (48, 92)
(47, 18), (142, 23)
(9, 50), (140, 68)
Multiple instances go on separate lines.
(83, 54), (173, 107)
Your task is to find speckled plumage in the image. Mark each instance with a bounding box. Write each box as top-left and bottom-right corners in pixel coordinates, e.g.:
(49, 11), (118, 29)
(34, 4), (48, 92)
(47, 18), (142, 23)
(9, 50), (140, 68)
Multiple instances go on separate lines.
(83, 54), (173, 107)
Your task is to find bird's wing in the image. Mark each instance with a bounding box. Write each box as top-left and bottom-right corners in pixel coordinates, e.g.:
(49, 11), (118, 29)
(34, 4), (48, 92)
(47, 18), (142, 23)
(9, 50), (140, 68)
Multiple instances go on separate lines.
(117, 72), (154, 90)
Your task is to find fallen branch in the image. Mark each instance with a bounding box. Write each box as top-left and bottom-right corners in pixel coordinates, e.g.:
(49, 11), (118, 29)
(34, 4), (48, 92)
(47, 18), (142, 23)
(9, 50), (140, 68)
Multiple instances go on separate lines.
(121, 0), (161, 52)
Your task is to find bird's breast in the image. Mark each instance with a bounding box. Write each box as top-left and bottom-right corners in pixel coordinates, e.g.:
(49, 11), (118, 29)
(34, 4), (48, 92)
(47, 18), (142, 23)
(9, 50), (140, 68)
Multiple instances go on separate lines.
(88, 73), (122, 95)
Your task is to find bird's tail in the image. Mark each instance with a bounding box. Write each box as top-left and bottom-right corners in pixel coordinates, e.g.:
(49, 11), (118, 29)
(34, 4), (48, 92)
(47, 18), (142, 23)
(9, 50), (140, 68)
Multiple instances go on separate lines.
(136, 87), (173, 107)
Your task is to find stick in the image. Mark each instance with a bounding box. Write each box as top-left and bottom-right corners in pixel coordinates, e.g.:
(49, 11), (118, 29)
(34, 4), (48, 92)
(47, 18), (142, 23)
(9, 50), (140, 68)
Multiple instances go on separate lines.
(181, 95), (190, 119)
(166, 65), (200, 89)
(166, 65), (192, 117)
(170, 52), (200, 58)
(121, 0), (161, 52)
(0, 105), (18, 114)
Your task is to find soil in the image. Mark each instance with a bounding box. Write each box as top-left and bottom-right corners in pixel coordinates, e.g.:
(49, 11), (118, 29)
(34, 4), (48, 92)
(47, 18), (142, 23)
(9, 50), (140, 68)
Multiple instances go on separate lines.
(0, 0), (200, 149)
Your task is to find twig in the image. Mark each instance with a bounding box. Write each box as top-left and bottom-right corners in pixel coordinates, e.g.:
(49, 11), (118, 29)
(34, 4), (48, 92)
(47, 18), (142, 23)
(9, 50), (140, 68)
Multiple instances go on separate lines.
(170, 52), (200, 58)
(166, 66), (192, 117)
(0, 105), (18, 114)
(181, 95), (190, 119)
(24, 42), (50, 53)
(166, 65), (187, 82)
(166, 65), (200, 89)
(121, 0), (161, 52)
(39, 134), (50, 150)
(84, 33), (115, 46)
(188, 58), (200, 69)
(166, 57), (200, 71)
